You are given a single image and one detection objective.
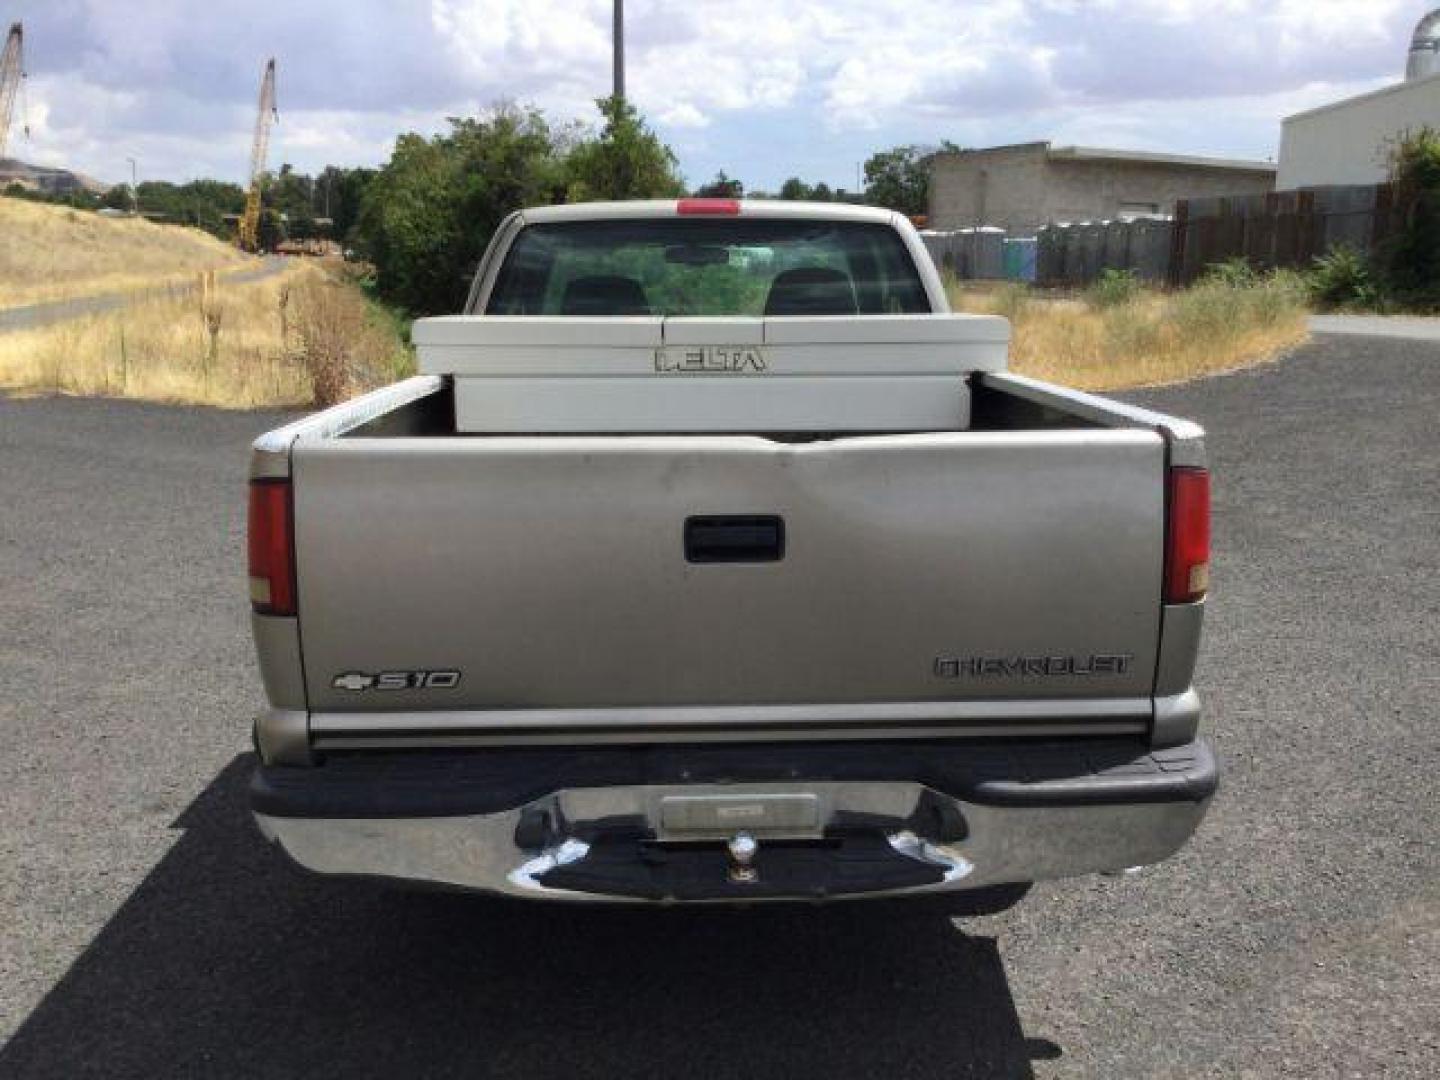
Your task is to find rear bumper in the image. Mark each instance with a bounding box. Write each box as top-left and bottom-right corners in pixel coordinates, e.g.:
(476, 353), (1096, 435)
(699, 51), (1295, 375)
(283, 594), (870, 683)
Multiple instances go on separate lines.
(252, 738), (1217, 903)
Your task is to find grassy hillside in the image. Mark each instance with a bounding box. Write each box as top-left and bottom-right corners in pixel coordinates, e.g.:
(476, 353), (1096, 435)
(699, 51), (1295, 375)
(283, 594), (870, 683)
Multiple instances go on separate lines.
(0, 196), (250, 309)
(0, 261), (413, 409)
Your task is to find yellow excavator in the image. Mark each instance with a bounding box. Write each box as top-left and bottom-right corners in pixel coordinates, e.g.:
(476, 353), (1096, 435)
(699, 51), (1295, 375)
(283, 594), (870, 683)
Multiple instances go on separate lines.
(238, 58), (277, 253)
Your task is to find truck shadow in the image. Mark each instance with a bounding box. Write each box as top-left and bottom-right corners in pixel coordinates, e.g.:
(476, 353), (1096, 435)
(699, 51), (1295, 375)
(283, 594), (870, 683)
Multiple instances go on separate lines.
(1, 756), (1060, 1079)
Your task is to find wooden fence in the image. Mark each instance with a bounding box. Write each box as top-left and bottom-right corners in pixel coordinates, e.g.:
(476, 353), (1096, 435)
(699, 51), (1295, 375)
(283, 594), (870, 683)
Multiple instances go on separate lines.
(1167, 184), (1394, 286)
(1026, 183), (1396, 287)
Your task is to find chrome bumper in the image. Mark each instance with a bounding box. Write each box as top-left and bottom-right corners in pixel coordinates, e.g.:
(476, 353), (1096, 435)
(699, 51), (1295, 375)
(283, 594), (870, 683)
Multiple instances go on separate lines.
(254, 774), (1214, 904)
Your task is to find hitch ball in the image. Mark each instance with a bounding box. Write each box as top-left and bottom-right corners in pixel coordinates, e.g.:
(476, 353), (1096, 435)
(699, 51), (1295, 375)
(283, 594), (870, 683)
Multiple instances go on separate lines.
(727, 832), (759, 883)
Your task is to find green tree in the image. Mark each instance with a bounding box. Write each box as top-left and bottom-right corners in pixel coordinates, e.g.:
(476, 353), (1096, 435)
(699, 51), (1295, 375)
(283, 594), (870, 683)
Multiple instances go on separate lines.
(694, 170), (744, 198)
(862, 145), (933, 217)
(564, 96), (685, 202)
(316, 165), (376, 243)
(862, 141), (960, 216)
(779, 177), (811, 200)
(179, 178), (247, 233)
(1, 184), (103, 210)
(100, 184), (132, 212)
(357, 105), (569, 314)
(779, 177), (837, 202)
(257, 208), (286, 252)
(267, 164), (319, 239)
(130, 178), (245, 235)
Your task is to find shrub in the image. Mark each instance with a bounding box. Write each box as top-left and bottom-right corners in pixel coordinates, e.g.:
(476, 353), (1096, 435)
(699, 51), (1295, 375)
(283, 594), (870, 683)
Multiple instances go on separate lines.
(1251, 269), (1312, 327)
(1377, 127), (1440, 304)
(1203, 258), (1259, 289)
(1174, 268), (1312, 344)
(1307, 246), (1379, 310)
(1086, 268), (1142, 310)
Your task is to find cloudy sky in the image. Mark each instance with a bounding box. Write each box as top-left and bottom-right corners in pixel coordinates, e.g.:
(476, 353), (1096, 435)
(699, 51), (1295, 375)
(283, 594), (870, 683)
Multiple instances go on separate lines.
(5, 1), (1432, 189)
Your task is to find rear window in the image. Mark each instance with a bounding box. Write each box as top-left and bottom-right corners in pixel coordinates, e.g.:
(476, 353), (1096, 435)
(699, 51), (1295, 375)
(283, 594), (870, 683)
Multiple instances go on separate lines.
(482, 218), (931, 317)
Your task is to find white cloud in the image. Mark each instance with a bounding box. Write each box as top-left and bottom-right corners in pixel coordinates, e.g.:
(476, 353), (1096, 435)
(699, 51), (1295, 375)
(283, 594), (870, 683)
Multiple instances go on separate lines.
(431, 0), (613, 117)
(3, 0), (1429, 189)
(657, 102), (709, 129)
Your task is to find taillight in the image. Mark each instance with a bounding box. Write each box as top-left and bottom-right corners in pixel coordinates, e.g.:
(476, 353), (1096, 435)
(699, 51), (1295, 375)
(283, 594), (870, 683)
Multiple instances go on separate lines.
(248, 479), (296, 616)
(1165, 467), (1210, 604)
(677, 197), (741, 215)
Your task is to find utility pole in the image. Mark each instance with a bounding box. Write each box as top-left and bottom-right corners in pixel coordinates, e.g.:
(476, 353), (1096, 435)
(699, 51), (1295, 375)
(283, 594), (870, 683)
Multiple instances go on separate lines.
(126, 156), (138, 216)
(612, 0), (625, 102)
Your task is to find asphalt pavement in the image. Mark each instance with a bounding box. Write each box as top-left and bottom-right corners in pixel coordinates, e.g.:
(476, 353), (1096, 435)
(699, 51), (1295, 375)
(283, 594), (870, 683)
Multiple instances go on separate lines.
(0, 333), (1436, 1078)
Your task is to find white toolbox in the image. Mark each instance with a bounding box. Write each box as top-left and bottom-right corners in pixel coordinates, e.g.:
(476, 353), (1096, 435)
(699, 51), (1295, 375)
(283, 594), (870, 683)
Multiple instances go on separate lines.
(412, 314), (1010, 433)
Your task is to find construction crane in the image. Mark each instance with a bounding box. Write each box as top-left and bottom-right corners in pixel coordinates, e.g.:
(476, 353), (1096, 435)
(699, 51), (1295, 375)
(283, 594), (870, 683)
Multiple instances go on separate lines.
(238, 58), (278, 252)
(1, 22), (27, 161)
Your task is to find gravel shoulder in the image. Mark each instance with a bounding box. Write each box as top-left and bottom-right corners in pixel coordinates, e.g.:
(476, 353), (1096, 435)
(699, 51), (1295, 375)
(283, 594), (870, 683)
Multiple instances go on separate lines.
(0, 335), (1436, 1078)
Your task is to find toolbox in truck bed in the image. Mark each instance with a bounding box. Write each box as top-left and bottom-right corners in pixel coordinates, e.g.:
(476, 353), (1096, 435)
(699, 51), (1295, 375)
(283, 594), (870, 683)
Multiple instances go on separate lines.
(413, 313), (1009, 433)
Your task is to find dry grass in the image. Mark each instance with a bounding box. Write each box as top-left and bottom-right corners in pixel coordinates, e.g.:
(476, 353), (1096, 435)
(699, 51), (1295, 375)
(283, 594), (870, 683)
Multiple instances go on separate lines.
(0, 263), (413, 409)
(0, 196), (250, 310)
(288, 273), (414, 406)
(949, 275), (1311, 390)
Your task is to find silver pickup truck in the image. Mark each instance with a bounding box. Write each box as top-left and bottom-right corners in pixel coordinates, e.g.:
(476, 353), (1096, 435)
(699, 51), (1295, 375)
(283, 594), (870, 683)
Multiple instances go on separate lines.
(246, 199), (1216, 909)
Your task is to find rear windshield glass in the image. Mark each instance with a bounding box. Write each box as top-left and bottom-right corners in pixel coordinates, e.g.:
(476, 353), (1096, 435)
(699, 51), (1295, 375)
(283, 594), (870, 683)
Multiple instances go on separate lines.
(483, 218), (931, 317)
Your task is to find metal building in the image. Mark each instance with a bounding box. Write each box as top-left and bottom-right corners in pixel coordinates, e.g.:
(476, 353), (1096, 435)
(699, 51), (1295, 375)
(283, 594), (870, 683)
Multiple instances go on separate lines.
(1277, 10), (1440, 191)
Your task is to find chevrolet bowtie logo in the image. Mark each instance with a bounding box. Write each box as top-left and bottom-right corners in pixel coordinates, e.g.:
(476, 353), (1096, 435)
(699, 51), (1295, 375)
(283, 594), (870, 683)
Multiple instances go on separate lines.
(329, 669), (463, 692)
(331, 672), (376, 691)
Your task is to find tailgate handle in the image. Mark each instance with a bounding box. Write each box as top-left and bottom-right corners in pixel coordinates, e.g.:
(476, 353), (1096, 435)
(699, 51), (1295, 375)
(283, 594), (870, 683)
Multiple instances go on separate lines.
(685, 515), (785, 563)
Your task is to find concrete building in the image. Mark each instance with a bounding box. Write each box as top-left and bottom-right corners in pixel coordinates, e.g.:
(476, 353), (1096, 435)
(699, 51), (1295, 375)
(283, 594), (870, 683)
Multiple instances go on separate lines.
(928, 142), (1277, 235)
(1277, 11), (1440, 190)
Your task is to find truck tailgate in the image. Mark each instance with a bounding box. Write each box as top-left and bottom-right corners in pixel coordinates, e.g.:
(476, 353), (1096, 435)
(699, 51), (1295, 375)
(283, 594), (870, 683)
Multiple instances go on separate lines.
(292, 427), (1165, 728)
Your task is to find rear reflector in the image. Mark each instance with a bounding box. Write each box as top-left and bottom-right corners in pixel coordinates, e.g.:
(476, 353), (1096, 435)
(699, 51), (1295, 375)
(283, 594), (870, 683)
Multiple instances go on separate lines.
(1165, 467), (1210, 604)
(677, 197), (741, 216)
(248, 479), (296, 616)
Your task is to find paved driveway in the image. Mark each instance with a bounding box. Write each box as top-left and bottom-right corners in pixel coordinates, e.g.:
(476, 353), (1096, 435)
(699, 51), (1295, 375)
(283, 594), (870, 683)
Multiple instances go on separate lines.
(1310, 313), (1440, 341)
(0, 334), (1436, 1078)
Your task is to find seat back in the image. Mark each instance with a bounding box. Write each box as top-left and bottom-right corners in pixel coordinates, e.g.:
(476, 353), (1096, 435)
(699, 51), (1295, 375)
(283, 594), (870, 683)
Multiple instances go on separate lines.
(763, 267), (859, 316)
(560, 275), (651, 316)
